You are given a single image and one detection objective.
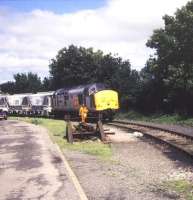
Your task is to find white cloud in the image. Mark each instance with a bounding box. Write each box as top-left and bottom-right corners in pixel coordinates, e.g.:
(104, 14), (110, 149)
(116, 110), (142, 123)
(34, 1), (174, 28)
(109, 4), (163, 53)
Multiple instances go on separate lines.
(0, 0), (189, 83)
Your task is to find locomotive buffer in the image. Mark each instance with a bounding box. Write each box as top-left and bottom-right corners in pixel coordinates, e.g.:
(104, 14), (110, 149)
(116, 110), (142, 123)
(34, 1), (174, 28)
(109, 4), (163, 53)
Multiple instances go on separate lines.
(66, 105), (113, 144)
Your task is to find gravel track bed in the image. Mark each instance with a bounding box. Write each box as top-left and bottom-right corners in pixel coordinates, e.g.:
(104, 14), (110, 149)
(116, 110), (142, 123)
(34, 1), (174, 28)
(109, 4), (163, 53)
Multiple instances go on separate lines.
(64, 126), (193, 200)
(108, 123), (193, 157)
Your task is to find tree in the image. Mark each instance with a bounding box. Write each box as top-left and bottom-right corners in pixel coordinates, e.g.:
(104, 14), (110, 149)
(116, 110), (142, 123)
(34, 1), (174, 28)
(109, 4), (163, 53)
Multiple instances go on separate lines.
(49, 45), (100, 88)
(0, 81), (15, 94)
(14, 72), (42, 93)
(49, 45), (131, 88)
(145, 1), (193, 114)
(42, 77), (52, 91)
(49, 45), (140, 110)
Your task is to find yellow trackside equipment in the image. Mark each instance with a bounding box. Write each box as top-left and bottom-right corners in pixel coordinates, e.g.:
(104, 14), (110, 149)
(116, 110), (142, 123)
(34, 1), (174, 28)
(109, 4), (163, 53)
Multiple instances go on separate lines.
(94, 90), (119, 111)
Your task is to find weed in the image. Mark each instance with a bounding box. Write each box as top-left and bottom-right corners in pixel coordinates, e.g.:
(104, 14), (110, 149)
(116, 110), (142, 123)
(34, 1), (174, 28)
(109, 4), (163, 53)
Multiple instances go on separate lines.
(164, 179), (193, 200)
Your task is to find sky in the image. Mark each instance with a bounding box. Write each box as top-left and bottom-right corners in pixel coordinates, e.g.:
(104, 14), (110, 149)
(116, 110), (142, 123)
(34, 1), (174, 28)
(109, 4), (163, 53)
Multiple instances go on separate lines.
(0, 0), (190, 83)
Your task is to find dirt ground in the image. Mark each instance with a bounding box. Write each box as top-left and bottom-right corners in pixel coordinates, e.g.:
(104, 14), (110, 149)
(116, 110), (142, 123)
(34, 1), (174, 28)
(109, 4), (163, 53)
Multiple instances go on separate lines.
(64, 125), (193, 200)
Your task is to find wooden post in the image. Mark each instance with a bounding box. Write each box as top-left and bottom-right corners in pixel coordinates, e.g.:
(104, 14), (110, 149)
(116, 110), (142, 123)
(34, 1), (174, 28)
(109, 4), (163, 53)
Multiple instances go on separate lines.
(97, 120), (106, 142)
(66, 121), (74, 143)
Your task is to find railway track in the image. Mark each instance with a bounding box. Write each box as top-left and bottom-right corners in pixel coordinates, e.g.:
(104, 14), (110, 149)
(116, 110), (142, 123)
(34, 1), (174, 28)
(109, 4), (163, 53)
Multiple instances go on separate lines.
(107, 120), (193, 157)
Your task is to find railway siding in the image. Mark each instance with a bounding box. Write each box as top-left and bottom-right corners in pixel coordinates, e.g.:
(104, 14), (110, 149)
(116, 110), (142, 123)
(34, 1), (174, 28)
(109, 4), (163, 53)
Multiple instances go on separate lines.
(113, 120), (193, 139)
(109, 120), (193, 157)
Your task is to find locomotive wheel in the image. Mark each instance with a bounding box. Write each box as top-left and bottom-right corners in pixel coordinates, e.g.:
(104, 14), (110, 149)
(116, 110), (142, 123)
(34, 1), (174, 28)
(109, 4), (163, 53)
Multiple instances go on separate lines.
(66, 121), (73, 143)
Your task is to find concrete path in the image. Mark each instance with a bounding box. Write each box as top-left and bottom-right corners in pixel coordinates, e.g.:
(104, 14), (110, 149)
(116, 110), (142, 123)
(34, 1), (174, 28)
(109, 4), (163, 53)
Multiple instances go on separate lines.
(0, 120), (82, 200)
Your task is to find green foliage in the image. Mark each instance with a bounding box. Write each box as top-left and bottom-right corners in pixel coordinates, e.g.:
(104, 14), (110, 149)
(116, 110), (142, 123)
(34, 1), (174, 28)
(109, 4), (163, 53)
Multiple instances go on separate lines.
(116, 111), (193, 126)
(49, 45), (102, 88)
(42, 77), (52, 91)
(0, 72), (43, 94)
(31, 118), (42, 125)
(144, 1), (193, 114)
(14, 72), (42, 93)
(0, 81), (15, 94)
(165, 179), (193, 200)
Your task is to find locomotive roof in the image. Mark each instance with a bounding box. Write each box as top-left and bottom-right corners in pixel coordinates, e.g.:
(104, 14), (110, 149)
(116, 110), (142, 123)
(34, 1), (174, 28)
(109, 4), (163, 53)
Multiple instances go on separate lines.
(54, 83), (105, 95)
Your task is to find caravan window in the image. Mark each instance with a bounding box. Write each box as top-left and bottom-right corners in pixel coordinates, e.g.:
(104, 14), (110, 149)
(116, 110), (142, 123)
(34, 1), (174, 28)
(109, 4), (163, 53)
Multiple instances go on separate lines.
(15, 100), (19, 105)
(36, 99), (40, 105)
(43, 97), (49, 105)
(22, 97), (29, 105)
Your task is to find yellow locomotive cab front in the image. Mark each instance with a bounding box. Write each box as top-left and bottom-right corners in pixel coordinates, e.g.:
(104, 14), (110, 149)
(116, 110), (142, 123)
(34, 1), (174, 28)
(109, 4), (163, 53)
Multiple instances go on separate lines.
(94, 90), (119, 111)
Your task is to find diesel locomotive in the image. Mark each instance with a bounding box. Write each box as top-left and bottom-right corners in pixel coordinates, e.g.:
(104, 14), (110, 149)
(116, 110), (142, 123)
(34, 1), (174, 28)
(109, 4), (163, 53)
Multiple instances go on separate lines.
(52, 83), (119, 120)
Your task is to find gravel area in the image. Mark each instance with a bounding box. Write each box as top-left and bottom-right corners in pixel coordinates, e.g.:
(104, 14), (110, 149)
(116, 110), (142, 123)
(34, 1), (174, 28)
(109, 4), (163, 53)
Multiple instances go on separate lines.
(104, 125), (139, 143)
(65, 126), (193, 200)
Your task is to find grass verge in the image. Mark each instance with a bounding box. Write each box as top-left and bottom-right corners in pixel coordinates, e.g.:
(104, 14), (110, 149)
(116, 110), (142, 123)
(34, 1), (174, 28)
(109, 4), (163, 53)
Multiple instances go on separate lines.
(164, 179), (193, 200)
(116, 111), (193, 126)
(10, 117), (112, 160)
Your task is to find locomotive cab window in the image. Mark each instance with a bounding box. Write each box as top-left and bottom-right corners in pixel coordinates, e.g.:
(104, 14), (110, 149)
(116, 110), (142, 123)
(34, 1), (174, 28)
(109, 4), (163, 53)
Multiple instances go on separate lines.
(89, 87), (96, 95)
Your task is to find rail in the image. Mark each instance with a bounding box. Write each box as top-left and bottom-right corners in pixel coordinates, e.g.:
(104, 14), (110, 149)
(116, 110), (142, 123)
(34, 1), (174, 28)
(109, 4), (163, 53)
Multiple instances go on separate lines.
(108, 120), (193, 157)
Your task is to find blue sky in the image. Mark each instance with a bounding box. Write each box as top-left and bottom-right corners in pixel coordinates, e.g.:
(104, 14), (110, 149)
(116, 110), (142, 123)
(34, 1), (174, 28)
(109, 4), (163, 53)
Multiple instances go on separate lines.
(0, 0), (190, 83)
(0, 0), (105, 13)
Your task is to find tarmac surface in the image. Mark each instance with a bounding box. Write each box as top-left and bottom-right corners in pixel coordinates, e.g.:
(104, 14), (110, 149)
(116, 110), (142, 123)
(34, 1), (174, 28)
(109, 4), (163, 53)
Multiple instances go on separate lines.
(0, 120), (81, 200)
